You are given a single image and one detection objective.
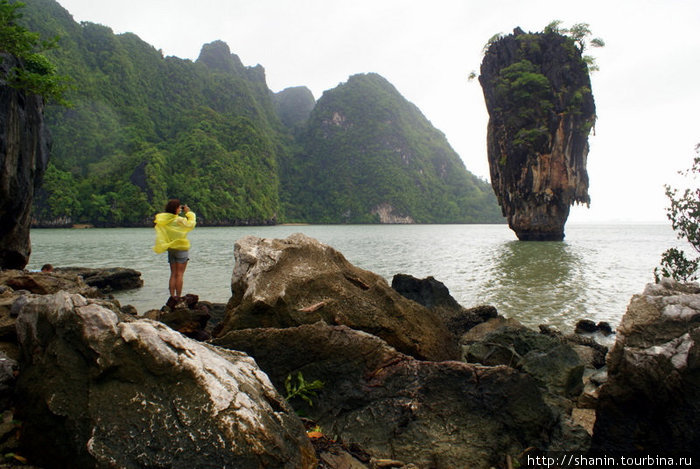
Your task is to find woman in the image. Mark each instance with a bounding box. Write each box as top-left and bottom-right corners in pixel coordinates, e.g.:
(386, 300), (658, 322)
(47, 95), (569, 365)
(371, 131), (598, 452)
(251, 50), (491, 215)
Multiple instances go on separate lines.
(153, 199), (196, 300)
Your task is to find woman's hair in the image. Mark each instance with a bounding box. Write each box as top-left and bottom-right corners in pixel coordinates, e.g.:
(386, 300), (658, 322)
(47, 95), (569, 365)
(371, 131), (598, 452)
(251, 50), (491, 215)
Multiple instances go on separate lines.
(165, 199), (181, 214)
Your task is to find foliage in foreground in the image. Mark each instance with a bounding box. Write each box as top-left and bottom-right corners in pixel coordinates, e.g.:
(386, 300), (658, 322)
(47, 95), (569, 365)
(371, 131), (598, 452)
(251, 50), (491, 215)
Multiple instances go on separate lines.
(284, 372), (324, 408)
(655, 144), (700, 282)
(0, 0), (68, 103)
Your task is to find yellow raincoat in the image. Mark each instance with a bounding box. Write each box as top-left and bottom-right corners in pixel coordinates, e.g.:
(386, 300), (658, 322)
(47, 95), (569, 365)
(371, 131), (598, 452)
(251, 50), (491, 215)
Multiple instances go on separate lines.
(153, 211), (196, 253)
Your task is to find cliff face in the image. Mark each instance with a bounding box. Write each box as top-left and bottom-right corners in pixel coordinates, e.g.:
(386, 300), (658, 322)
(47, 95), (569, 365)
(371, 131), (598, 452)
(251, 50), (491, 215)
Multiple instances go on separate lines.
(0, 53), (50, 269)
(479, 28), (595, 240)
(283, 73), (502, 224)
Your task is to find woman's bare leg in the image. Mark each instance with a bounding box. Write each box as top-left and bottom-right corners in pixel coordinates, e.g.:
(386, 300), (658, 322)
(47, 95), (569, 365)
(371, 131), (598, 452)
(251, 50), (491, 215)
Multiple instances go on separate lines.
(173, 261), (188, 297)
(169, 261), (178, 297)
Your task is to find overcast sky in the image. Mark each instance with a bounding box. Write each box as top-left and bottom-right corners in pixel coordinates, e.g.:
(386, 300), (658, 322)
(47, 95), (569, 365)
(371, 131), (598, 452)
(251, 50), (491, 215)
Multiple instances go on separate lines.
(54, 0), (700, 223)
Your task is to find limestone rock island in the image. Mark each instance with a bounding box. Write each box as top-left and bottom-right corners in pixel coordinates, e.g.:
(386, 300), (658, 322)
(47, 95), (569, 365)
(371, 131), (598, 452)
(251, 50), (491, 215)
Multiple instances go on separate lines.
(0, 53), (50, 268)
(479, 27), (596, 240)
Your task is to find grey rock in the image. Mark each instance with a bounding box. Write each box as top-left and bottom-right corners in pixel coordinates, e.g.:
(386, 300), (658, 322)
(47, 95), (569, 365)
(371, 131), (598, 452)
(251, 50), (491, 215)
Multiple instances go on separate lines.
(54, 266), (143, 292)
(214, 322), (572, 468)
(592, 279), (700, 456)
(14, 292), (316, 468)
(565, 334), (608, 369)
(463, 326), (585, 398)
(148, 293), (212, 341)
(219, 234), (459, 361)
(391, 273), (497, 336)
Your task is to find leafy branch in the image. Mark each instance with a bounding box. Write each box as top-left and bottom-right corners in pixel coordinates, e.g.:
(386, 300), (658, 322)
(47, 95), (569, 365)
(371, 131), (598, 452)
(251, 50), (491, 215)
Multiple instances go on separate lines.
(284, 372), (324, 407)
(655, 144), (700, 282)
(544, 20), (605, 72)
(0, 0), (70, 104)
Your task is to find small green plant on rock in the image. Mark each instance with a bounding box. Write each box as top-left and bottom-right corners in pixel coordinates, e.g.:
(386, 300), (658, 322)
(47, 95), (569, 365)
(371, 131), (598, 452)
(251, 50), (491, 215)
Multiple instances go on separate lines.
(284, 371), (324, 407)
(655, 144), (700, 282)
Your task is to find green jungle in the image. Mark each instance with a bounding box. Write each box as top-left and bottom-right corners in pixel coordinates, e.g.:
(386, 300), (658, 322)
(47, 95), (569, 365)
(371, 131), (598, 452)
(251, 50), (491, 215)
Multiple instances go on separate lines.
(19, 0), (503, 226)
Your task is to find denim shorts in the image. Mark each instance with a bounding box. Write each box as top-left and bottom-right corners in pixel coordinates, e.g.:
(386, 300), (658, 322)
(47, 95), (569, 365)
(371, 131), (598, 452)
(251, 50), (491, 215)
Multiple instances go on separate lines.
(167, 249), (189, 264)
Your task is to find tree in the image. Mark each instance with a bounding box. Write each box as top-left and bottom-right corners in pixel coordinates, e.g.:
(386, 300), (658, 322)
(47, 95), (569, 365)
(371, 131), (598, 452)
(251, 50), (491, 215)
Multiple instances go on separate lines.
(544, 20), (605, 71)
(0, 0), (68, 103)
(655, 144), (700, 282)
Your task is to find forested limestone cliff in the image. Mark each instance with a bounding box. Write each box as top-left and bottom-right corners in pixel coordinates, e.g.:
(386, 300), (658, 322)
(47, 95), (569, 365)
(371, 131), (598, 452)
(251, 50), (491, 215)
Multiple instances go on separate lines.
(273, 86), (316, 132)
(282, 73), (502, 224)
(23, 0), (283, 226)
(22, 0), (502, 226)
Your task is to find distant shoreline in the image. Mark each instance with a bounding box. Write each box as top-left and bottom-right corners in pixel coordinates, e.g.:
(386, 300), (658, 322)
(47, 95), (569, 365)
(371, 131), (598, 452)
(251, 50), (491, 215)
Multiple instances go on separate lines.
(28, 220), (666, 230)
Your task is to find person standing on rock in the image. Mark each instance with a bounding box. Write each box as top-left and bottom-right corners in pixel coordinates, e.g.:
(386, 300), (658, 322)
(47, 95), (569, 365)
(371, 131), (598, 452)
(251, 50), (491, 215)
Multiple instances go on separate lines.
(153, 199), (196, 301)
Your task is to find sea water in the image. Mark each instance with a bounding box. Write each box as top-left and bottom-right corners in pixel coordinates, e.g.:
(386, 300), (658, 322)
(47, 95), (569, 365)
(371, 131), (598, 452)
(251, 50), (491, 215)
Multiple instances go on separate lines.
(27, 223), (680, 333)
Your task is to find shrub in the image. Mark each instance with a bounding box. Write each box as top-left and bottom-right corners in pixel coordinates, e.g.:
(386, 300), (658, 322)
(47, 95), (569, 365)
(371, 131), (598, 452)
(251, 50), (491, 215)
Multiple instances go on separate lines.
(655, 144), (700, 282)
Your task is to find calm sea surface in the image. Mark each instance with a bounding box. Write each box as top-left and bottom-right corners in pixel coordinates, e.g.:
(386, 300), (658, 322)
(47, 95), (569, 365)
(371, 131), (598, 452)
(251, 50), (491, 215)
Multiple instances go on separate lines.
(27, 224), (681, 334)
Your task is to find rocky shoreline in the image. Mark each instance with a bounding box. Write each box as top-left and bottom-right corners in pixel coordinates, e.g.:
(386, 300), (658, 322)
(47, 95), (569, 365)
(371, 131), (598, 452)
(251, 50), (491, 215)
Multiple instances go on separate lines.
(0, 234), (697, 467)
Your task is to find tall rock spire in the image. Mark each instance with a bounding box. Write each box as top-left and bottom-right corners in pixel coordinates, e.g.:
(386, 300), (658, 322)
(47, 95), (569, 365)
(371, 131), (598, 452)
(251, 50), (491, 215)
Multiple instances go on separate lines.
(479, 27), (595, 240)
(0, 53), (51, 268)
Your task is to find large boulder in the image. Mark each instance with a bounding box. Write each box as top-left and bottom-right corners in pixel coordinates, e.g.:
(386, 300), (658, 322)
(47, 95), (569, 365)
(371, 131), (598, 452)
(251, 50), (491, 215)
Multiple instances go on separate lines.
(218, 234), (459, 361)
(14, 292), (316, 468)
(0, 270), (117, 361)
(213, 322), (563, 468)
(0, 53), (51, 269)
(592, 279), (700, 456)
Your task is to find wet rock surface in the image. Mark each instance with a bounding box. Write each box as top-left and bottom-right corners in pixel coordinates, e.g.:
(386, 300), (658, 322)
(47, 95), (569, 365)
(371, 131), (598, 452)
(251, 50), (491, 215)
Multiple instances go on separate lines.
(54, 266), (143, 292)
(218, 233), (459, 361)
(592, 279), (700, 456)
(2, 234), (688, 467)
(14, 291), (316, 468)
(213, 322), (563, 468)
